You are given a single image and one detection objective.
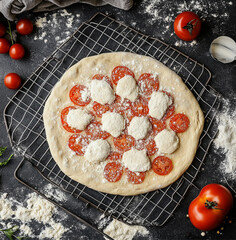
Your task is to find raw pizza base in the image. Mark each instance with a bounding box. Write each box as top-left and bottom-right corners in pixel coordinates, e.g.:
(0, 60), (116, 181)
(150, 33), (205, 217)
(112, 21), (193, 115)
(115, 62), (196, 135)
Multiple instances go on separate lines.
(43, 52), (204, 196)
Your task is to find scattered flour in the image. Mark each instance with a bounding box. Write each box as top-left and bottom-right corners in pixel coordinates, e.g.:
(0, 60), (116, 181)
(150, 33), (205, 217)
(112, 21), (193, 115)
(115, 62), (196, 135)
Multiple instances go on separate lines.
(214, 98), (236, 180)
(43, 183), (68, 203)
(98, 214), (149, 240)
(34, 9), (81, 46)
(0, 185), (69, 239)
(139, 0), (233, 46)
(103, 219), (149, 240)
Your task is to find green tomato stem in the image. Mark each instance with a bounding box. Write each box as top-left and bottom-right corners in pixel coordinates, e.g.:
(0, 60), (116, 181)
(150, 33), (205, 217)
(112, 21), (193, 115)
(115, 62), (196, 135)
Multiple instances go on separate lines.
(7, 20), (14, 45)
(205, 199), (223, 210)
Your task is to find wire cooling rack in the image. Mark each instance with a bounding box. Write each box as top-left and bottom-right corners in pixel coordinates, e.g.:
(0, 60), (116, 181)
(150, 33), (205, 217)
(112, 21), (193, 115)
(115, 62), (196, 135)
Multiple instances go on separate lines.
(4, 13), (220, 229)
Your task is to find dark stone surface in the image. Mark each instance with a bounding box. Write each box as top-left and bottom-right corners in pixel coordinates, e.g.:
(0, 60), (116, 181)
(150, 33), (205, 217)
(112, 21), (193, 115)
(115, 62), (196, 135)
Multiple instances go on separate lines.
(0, 1), (236, 239)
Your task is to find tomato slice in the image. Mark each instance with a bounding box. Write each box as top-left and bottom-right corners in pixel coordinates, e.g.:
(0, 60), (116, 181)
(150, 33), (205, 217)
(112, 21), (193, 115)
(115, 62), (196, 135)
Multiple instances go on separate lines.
(152, 156), (173, 175)
(159, 91), (175, 120)
(126, 169), (146, 184)
(68, 134), (89, 155)
(92, 74), (112, 87)
(169, 113), (190, 133)
(132, 97), (149, 117)
(113, 134), (135, 152)
(162, 105), (175, 121)
(85, 120), (110, 140)
(149, 116), (166, 134)
(92, 102), (110, 118)
(110, 95), (133, 121)
(138, 73), (159, 95)
(61, 106), (82, 133)
(145, 138), (158, 156)
(107, 152), (123, 161)
(111, 66), (135, 85)
(135, 137), (158, 156)
(104, 162), (123, 182)
(69, 85), (91, 106)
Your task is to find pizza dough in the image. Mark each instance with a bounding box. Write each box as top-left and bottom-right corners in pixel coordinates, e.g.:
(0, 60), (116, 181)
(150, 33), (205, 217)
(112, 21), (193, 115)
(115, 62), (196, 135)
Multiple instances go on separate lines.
(43, 52), (204, 196)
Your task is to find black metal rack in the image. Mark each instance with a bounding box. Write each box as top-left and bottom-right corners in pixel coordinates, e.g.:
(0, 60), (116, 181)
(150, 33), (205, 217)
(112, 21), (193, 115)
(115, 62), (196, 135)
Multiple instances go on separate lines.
(4, 12), (220, 237)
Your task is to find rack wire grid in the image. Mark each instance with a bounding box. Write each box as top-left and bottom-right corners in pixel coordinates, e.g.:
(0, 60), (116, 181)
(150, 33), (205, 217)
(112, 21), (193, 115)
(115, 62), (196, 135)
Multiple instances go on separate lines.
(4, 12), (220, 227)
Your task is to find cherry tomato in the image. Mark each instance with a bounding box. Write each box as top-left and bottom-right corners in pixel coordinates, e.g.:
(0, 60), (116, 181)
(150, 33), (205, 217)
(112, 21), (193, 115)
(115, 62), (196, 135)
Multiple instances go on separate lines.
(4, 73), (22, 89)
(16, 19), (33, 35)
(9, 43), (25, 60)
(0, 23), (6, 37)
(0, 38), (10, 53)
(174, 11), (201, 41)
(188, 184), (233, 231)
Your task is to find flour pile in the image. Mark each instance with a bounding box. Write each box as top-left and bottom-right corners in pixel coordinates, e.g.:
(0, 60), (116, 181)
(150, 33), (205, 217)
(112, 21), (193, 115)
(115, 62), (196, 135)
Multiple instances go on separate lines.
(214, 98), (236, 180)
(103, 219), (149, 240)
(0, 184), (69, 239)
(98, 214), (150, 240)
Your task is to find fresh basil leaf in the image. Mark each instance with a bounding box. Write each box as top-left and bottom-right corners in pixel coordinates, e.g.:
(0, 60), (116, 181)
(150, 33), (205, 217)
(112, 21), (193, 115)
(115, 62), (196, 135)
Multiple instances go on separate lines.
(0, 154), (13, 167)
(0, 147), (7, 156)
(0, 226), (17, 240)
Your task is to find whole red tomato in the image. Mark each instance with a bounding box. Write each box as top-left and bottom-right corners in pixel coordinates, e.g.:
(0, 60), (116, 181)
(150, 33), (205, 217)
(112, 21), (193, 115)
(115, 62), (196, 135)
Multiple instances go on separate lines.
(0, 23), (6, 37)
(0, 38), (10, 53)
(174, 11), (201, 41)
(9, 43), (25, 60)
(16, 19), (33, 35)
(188, 184), (233, 231)
(4, 73), (22, 89)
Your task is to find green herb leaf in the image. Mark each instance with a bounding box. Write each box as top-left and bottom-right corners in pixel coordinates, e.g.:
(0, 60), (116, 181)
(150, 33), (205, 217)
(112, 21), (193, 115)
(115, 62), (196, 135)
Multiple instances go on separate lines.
(15, 236), (26, 240)
(0, 154), (13, 167)
(0, 226), (18, 240)
(0, 147), (7, 156)
(7, 20), (14, 45)
(0, 226), (27, 240)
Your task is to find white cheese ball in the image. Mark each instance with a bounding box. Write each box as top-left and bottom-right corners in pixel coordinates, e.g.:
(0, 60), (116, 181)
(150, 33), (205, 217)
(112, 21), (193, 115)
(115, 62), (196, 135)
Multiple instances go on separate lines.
(116, 75), (139, 102)
(148, 91), (172, 120)
(128, 116), (151, 140)
(102, 112), (125, 137)
(122, 148), (151, 172)
(67, 108), (93, 130)
(154, 129), (179, 154)
(91, 80), (115, 104)
(85, 139), (110, 163)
